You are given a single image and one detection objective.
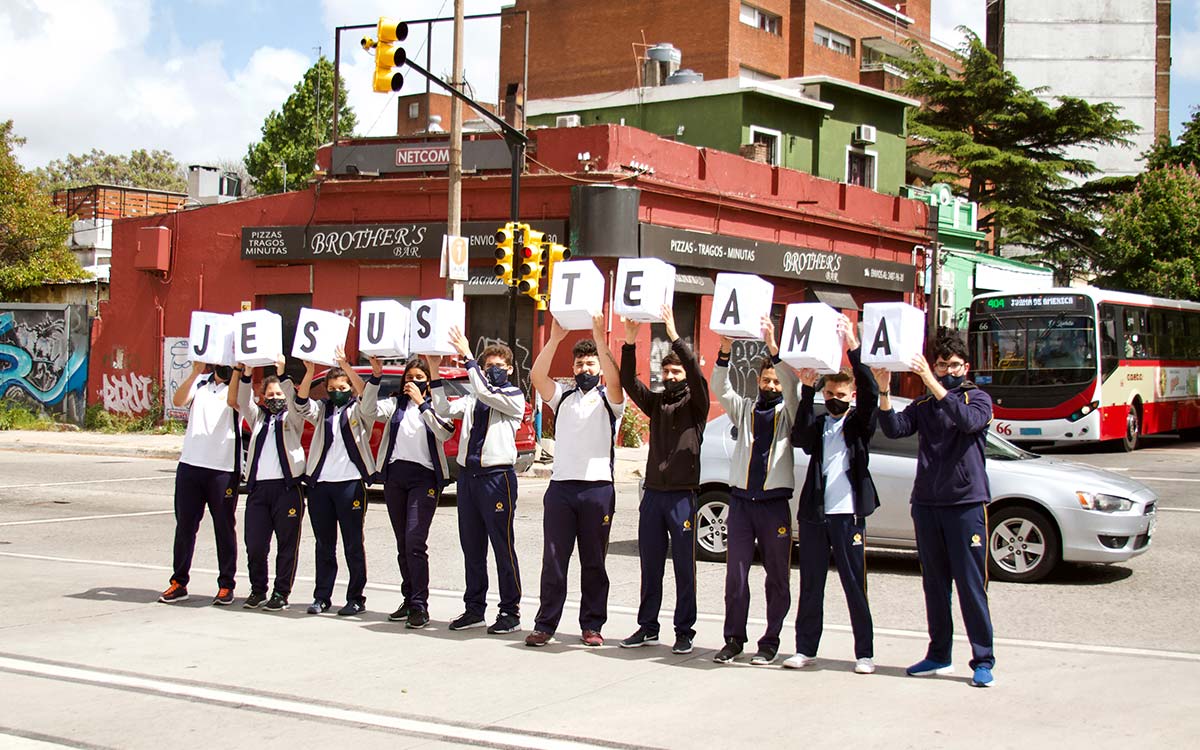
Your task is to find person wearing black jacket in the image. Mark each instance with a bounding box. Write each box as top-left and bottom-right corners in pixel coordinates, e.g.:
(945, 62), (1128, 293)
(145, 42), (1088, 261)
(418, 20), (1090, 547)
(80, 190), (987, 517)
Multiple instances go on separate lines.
(786, 315), (879, 674)
(618, 305), (710, 655)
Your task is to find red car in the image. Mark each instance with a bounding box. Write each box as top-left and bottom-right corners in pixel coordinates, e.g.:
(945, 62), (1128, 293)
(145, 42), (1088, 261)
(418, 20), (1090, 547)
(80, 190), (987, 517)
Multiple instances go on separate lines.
(301, 364), (538, 486)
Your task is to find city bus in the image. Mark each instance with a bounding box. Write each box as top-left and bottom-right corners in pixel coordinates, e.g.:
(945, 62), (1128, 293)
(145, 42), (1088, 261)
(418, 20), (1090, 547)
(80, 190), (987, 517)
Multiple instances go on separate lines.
(967, 288), (1200, 451)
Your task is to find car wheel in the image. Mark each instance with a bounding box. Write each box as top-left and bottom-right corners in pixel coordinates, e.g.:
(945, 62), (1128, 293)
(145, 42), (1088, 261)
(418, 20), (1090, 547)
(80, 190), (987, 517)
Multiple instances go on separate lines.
(1120, 402), (1141, 452)
(696, 489), (731, 563)
(987, 506), (1060, 583)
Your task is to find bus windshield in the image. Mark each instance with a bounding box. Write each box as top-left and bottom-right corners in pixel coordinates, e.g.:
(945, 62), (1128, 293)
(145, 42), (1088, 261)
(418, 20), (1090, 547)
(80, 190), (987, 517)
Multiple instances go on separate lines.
(970, 314), (1097, 387)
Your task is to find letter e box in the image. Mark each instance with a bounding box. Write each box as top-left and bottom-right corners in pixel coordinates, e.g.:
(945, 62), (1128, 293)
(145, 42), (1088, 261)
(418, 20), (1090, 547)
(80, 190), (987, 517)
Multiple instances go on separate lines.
(188, 312), (236, 366)
(232, 309), (283, 368)
(613, 258), (675, 322)
(860, 302), (925, 371)
(410, 298), (466, 356)
(710, 273), (774, 339)
(291, 308), (351, 367)
(359, 300), (410, 358)
(549, 260), (605, 330)
(780, 303), (842, 373)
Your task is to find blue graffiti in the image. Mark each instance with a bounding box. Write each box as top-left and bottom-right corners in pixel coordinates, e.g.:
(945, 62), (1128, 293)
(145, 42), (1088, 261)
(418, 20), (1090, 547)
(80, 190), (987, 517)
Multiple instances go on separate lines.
(0, 309), (87, 409)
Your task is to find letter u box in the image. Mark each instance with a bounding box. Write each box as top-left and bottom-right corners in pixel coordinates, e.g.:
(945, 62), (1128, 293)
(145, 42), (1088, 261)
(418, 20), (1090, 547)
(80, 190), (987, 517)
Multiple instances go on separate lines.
(232, 309), (283, 368)
(549, 260), (605, 330)
(779, 303), (843, 373)
(710, 273), (774, 339)
(613, 258), (675, 322)
(188, 312), (236, 366)
(358, 300), (410, 358)
(291, 308), (351, 367)
(409, 298), (466, 356)
(860, 302), (925, 371)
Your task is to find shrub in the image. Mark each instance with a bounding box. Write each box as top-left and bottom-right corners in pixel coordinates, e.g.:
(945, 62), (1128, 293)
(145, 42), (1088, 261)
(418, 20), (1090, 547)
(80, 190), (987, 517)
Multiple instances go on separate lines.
(618, 402), (649, 448)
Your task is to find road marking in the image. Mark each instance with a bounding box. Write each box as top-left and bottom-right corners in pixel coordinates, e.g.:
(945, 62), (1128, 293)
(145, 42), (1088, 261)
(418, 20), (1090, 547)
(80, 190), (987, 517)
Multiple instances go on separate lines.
(0, 476), (172, 490)
(0, 510), (175, 527)
(2, 550), (1199, 664)
(1157, 507), (1200, 514)
(1131, 476), (1200, 483)
(0, 654), (633, 750)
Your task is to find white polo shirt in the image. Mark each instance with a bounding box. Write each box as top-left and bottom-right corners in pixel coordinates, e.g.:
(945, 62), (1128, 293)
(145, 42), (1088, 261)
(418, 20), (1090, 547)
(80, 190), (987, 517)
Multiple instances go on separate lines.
(179, 377), (237, 472)
(390, 401), (434, 470)
(547, 382), (625, 483)
(255, 418), (285, 481)
(821, 414), (854, 515)
(319, 405), (363, 482)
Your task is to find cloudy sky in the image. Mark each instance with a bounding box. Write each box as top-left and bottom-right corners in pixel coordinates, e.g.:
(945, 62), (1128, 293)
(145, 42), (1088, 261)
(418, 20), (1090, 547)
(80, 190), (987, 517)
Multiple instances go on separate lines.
(2, 0), (1196, 170)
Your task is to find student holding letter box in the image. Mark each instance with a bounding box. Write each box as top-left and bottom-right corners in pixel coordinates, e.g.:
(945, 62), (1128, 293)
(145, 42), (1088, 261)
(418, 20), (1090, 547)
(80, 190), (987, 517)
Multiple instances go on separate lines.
(619, 305), (709, 656)
(295, 346), (379, 617)
(226, 354), (309, 612)
(368, 355), (456, 630)
(875, 335), (997, 688)
(787, 315), (879, 674)
(711, 317), (799, 666)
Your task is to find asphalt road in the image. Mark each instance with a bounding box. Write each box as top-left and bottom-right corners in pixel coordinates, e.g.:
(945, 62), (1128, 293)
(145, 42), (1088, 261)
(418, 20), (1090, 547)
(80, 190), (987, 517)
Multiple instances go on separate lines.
(1, 439), (1198, 749)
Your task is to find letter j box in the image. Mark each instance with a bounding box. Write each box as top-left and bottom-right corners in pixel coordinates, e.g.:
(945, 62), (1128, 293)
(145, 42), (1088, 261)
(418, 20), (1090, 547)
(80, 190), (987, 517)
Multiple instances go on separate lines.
(232, 309), (283, 368)
(613, 258), (675, 322)
(358, 300), (410, 358)
(709, 273), (774, 339)
(779, 303), (842, 373)
(860, 302), (925, 372)
(188, 312), (236, 366)
(409, 298), (466, 356)
(291, 307), (351, 367)
(549, 260), (605, 330)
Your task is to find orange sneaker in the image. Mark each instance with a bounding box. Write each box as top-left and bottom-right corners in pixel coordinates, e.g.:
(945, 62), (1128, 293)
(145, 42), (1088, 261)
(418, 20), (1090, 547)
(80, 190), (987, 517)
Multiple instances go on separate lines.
(158, 581), (188, 603)
(581, 630), (604, 647)
(212, 588), (234, 606)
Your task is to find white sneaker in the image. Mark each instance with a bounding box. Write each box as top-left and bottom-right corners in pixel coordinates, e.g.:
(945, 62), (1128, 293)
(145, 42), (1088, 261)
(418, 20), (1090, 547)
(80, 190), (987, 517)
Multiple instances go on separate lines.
(782, 653), (816, 669)
(854, 657), (876, 674)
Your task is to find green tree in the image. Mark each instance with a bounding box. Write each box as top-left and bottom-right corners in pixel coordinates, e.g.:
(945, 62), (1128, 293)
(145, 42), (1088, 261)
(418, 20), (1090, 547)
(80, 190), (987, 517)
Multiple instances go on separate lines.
(902, 30), (1139, 282)
(1144, 106), (1200, 170)
(1099, 165), (1200, 300)
(34, 148), (187, 193)
(0, 121), (85, 300)
(245, 56), (356, 194)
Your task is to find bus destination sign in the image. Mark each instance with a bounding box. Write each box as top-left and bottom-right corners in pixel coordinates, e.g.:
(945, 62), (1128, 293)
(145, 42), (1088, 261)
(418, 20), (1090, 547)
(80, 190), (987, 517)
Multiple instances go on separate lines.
(973, 294), (1087, 314)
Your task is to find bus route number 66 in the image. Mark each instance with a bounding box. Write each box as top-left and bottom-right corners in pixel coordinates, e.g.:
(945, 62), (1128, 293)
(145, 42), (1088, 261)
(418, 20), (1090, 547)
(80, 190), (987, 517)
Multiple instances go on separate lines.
(994, 422), (1014, 436)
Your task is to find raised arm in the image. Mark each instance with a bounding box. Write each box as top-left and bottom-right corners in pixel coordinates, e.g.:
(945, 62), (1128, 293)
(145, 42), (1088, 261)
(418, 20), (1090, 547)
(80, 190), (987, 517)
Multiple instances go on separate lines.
(593, 313), (624, 405)
(875, 363), (917, 439)
(531, 318), (567, 404)
(294, 360), (320, 424)
(426, 354), (469, 419)
(334, 345), (365, 396)
(664, 307), (709, 420)
(173, 361), (206, 408)
(356, 354), (381, 421)
(712, 336), (744, 423)
(619, 317), (654, 412)
(763, 317), (799, 416)
(790, 368), (821, 453)
(450, 326), (525, 418)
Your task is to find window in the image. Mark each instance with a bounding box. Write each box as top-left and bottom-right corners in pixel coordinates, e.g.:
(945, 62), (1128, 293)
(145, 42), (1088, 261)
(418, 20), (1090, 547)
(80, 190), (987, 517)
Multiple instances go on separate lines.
(846, 148), (876, 189)
(814, 25), (854, 56)
(739, 3), (782, 35)
(408, 102), (420, 119)
(749, 125), (782, 166)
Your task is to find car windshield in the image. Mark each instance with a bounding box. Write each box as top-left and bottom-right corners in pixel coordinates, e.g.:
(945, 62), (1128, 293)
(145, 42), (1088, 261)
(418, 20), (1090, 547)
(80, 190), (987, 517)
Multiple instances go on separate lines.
(985, 432), (1038, 460)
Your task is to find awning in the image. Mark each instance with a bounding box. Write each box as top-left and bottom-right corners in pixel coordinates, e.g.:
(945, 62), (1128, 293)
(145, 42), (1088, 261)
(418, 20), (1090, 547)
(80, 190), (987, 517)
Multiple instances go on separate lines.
(812, 286), (860, 310)
(861, 37), (913, 61)
(673, 269), (715, 295)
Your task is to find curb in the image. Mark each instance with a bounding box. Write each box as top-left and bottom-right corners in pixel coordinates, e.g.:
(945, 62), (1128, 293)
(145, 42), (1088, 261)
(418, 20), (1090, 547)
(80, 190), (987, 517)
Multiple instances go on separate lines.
(0, 442), (182, 460)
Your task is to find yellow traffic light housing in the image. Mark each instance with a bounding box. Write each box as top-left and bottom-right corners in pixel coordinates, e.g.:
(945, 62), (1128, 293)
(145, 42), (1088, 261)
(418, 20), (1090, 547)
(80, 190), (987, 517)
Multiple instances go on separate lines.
(518, 225), (546, 305)
(494, 223), (517, 286)
(368, 18), (408, 93)
(543, 241), (572, 297)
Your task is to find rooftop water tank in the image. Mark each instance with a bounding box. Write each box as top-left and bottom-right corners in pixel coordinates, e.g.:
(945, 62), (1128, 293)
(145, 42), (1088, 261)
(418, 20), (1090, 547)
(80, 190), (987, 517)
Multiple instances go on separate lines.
(665, 68), (704, 85)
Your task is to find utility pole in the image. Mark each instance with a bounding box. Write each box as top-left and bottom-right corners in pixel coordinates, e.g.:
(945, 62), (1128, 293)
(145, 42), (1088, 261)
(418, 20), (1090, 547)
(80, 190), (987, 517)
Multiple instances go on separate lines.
(313, 46), (323, 145)
(446, 0), (465, 302)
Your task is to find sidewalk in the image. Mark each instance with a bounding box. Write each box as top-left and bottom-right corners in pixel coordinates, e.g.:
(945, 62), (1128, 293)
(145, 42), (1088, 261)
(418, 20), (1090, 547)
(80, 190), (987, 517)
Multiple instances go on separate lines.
(0, 429), (185, 460)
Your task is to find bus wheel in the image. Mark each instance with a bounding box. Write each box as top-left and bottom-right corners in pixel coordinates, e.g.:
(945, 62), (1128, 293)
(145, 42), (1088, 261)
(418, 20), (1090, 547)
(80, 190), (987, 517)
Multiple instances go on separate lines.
(1121, 402), (1141, 452)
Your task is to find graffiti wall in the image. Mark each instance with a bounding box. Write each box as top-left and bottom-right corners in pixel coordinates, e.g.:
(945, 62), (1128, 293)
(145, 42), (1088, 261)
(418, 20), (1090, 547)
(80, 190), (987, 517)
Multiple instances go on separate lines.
(162, 337), (191, 420)
(0, 303), (89, 424)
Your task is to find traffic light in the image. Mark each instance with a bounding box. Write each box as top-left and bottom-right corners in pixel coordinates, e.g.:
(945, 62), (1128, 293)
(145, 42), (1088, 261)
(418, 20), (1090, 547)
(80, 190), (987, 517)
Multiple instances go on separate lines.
(363, 18), (408, 93)
(494, 223), (517, 286)
(518, 226), (546, 304)
(544, 241), (571, 277)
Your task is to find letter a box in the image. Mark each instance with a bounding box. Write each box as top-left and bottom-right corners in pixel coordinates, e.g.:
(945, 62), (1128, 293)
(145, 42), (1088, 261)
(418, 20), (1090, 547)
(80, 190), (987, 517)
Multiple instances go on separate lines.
(860, 302), (925, 371)
(709, 273), (774, 339)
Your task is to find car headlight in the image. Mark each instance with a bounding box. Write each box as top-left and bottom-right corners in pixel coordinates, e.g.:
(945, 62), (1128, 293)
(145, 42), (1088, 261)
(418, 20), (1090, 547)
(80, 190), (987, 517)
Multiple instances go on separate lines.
(1076, 491), (1134, 513)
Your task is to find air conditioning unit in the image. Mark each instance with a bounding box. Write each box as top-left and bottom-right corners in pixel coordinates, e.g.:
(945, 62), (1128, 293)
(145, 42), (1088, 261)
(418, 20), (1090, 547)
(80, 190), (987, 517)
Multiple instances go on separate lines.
(556, 114), (582, 128)
(938, 286), (954, 308)
(852, 124), (877, 145)
(937, 308), (955, 328)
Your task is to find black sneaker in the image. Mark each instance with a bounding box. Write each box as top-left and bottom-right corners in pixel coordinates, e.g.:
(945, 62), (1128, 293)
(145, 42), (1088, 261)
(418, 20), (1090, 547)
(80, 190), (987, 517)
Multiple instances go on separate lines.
(487, 612), (521, 634)
(337, 600), (366, 617)
(619, 628), (660, 648)
(388, 603), (411, 622)
(448, 612), (486, 631)
(306, 599), (331, 615)
(263, 593), (288, 611)
(750, 646), (778, 666)
(713, 638), (744, 664)
(671, 635), (694, 654)
(406, 610), (430, 629)
(212, 588), (235, 606)
(242, 592), (267, 609)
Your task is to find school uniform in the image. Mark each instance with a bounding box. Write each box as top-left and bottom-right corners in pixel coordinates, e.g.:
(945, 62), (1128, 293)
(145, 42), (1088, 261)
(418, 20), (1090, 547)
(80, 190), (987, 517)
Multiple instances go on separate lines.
(431, 360), (526, 620)
(372, 388), (455, 616)
(236, 374), (307, 600)
(879, 381), (995, 670)
(620, 338), (710, 640)
(171, 374), (241, 591)
(713, 354), (799, 654)
(295, 380), (379, 607)
(533, 381), (624, 637)
(791, 347), (879, 660)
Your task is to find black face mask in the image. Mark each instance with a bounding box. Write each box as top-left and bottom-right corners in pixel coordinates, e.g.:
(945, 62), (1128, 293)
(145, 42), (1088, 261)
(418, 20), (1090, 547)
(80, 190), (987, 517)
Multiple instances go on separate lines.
(757, 389), (783, 408)
(408, 380), (429, 396)
(328, 389), (352, 408)
(938, 373), (965, 391)
(662, 379), (688, 401)
(575, 371), (600, 392)
(264, 397), (287, 415)
(825, 397), (850, 417)
(212, 365), (232, 382)
(485, 365), (509, 387)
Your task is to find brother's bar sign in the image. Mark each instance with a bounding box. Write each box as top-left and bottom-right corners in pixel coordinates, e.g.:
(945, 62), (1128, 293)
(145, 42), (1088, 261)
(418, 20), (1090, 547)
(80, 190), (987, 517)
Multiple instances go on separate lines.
(638, 224), (915, 293)
(241, 221), (566, 262)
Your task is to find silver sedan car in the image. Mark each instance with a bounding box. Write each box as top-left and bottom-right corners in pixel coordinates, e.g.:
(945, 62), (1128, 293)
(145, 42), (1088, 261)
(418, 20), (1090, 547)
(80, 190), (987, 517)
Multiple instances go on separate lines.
(696, 395), (1157, 582)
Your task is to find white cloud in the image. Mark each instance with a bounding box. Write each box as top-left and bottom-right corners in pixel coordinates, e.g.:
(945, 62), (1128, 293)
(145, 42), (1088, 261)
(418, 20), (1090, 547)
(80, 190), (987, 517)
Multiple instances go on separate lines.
(929, 0), (986, 49)
(0, 0), (310, 169)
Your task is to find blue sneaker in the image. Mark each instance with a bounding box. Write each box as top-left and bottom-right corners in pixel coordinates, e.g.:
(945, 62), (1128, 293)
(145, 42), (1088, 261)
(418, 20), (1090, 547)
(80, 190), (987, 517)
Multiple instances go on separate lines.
(906, 658), (954, 676)
(971, 666), (994, 687)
